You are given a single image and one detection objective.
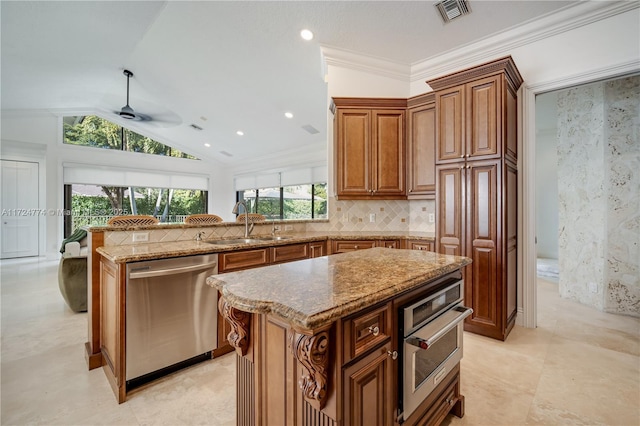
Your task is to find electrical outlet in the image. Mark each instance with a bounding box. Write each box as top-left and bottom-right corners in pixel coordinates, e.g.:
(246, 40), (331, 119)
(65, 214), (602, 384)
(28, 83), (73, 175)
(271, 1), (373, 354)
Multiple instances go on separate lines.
(369, 213), (376, 223)
(588, 282), (598, 293)
(428, 213), (435, 223)
(342, 213), (349, 223)
(284, 225), (293, 231)
(132, 232), (149, 242)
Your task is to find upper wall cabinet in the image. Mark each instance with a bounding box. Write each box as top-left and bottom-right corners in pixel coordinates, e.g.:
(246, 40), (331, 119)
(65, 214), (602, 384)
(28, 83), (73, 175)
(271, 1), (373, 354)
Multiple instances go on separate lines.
(431, 57), (521, 165)
(334, 98), (407, 200)
(407, 93), (436, 199)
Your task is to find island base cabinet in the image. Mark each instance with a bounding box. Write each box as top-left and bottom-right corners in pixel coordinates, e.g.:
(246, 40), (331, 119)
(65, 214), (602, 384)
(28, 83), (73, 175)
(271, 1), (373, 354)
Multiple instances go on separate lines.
(342, 341), (394, 426)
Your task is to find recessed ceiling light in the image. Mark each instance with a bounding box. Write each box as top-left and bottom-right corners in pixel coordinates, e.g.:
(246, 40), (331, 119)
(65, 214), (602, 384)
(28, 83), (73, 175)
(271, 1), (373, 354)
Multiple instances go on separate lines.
(284, 112), (294, 119)
(204, 143), (211, 147)
(236, 130), (244, 136)
(300, 29), (313, 41)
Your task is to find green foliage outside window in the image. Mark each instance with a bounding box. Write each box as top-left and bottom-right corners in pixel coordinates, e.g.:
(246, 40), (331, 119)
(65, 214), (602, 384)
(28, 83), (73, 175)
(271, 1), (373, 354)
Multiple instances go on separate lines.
(63, 115), (198, 159)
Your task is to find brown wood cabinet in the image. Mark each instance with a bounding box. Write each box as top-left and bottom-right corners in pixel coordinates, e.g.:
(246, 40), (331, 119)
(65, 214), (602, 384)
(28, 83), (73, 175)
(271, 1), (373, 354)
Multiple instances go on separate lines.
(309, 241), (326, 258)
(99, 257), (126, 402)
(405, 239), (434, 252)
(407, 93), (436, 199)
(218, 248), (270, 273)
(270, 242), (309, 264)
(343, 340), (394, 426)
(331, 239), (400, 254)
(334, 98), (407, 199)
(430, 56), (522, 341)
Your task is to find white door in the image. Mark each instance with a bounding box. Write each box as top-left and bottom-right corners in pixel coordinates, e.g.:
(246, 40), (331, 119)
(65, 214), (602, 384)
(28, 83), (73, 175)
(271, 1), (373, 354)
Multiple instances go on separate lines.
(1, 160), (39, 258)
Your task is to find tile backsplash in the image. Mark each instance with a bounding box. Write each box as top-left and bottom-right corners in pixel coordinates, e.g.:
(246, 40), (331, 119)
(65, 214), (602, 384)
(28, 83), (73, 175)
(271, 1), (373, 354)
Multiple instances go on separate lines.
(102, 198), (435, 247)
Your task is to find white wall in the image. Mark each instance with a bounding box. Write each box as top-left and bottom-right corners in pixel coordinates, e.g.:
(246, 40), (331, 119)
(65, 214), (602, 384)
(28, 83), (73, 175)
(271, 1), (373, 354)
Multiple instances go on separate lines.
(0, 112), (232, 258)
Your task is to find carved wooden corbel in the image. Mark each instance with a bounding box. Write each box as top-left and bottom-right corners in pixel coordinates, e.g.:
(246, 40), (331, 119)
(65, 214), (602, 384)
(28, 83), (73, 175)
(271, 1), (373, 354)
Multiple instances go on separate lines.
(293, 328), (330, 410)
(218, 297), (251, 356)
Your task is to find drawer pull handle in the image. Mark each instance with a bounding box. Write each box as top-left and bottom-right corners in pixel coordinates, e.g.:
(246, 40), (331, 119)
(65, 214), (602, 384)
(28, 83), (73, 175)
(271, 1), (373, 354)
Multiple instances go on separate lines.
(387, 350), (398, 360)
(368, 325), (380, 336)
(446, 397), (455, 406)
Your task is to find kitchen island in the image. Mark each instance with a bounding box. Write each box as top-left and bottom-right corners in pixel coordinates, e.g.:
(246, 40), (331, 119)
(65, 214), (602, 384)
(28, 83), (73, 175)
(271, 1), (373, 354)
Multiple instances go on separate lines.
(208, 247), (471, 426)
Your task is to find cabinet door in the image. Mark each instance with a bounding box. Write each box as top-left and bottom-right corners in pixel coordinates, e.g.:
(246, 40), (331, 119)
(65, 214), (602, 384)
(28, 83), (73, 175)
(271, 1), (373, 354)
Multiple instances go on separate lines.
(465, 160), (500, 337)
(435, 85), (465, 163)
(466, 75), (500, 159)
(372, 110), (405, 196)
(336, 109), (371, 196)
(407, 103), (436, 198)
(343, 342), (394, 426)
(309, 241), (326, 258)
(436, 164), (465, 257)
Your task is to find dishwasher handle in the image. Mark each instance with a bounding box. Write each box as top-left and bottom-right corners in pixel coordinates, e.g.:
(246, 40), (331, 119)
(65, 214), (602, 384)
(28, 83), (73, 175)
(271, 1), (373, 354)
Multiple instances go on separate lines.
(129, 261), (218, 279)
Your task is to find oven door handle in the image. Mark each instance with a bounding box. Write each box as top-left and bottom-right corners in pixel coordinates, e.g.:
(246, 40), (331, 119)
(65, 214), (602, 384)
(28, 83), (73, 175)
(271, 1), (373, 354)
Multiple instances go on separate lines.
(405, 306), (473, 350)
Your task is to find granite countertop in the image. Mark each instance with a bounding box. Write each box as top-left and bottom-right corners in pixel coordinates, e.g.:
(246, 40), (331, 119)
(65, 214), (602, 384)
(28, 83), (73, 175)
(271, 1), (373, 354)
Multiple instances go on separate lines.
(207, 247), (471, 332)
(96, 232), (435, 263)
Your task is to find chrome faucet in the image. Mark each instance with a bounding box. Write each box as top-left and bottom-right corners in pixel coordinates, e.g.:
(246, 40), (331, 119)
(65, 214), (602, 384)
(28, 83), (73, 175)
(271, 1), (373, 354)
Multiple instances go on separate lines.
(232, 201), (253, 238)
(195, 231), (205, 242)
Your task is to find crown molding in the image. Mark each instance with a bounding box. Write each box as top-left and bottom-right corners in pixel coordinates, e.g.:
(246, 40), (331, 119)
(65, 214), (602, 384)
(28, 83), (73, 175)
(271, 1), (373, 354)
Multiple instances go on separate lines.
(411, 1), (638, 83)
(320, 45), (411, 82)
(525, 59), (640, 93)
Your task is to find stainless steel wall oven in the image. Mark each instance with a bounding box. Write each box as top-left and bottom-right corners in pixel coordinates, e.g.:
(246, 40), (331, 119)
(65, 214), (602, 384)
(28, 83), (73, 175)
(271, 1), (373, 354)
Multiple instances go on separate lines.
(398, 274), (472, 421)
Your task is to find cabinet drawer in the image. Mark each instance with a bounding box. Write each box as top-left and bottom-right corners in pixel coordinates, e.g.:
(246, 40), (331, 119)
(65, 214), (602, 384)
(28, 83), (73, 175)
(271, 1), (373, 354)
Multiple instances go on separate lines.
(343, 302), (392, 363)
(332, 240), (376, 253)
(377, 239), (400, 249)
(270, 243), (309, 264)
(406, 240), (434, 252)
(219, 248), (269, 272)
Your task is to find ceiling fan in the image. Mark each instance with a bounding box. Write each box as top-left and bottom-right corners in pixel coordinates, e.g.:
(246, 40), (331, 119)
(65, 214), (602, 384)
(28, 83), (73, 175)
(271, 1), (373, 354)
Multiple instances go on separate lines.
(117, 69), (152, 122)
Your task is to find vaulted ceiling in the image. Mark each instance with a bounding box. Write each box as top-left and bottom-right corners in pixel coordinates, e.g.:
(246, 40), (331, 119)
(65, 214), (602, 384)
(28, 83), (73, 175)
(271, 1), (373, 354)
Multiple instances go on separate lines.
(1, 1), (578, 169)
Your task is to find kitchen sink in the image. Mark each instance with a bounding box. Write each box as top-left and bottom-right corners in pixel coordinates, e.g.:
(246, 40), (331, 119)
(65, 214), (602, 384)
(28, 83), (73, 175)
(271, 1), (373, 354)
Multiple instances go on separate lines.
(204, 236), (294, 245)
(204, 238), (265, 245)
(255, 236), (294, 241)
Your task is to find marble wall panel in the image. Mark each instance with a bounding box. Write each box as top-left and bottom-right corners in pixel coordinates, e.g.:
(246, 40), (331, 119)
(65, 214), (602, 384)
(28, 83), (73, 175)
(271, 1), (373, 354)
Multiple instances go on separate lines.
(557, 75), (639, 316)
(604, 76), (640, 316)
(557, 83), (607, 310)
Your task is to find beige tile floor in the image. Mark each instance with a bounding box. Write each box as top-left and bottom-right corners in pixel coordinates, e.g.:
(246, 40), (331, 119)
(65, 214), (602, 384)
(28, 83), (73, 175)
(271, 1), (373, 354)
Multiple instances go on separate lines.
(1, 257), (638, 425)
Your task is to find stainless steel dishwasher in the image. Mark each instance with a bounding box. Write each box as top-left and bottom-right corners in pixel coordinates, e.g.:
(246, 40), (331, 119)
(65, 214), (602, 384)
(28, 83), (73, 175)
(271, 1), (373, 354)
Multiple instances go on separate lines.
(125, 253), (218, 387)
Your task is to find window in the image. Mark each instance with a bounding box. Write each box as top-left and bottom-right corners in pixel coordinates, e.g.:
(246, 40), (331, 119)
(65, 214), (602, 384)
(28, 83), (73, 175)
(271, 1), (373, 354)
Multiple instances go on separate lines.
(63, 115), (198, 159)
(236, 183), (327, 220)
(64, 184), (207, 235)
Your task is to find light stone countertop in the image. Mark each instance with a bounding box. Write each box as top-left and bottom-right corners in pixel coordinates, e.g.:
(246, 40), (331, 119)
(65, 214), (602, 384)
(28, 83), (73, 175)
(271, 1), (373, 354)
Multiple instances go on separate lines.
(207, 247), (471, 332)
(96, 232), (435, 263)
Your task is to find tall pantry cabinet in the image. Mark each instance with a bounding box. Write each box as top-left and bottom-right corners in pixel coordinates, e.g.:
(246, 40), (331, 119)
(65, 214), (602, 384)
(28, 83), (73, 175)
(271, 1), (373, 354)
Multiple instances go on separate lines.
(430, 57), (523, 341)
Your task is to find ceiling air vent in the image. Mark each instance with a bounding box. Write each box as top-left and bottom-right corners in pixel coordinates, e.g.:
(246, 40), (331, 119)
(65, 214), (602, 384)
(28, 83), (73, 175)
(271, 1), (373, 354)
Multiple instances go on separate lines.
(435, 0), (471, 23)
(301, 124), (319, 135)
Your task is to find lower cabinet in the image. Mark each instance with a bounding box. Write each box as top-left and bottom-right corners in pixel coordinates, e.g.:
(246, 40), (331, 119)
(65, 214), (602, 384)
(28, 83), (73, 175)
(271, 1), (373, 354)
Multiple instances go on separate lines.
(405, 239), (434, 252)
(343, 340), (395, 426)
(331, 239), (400, 253)
(309, 241), (327, 257)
